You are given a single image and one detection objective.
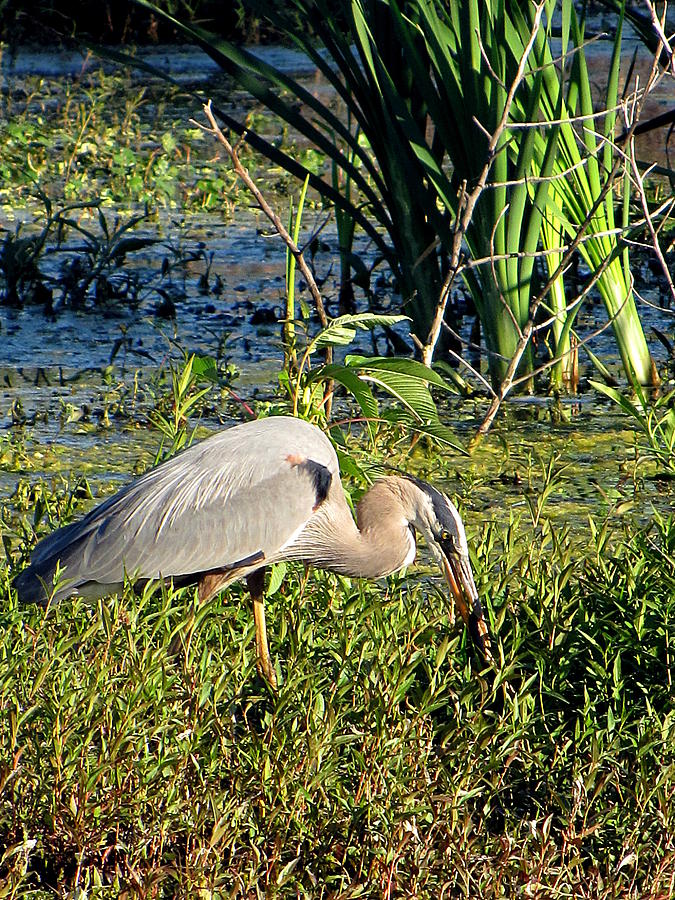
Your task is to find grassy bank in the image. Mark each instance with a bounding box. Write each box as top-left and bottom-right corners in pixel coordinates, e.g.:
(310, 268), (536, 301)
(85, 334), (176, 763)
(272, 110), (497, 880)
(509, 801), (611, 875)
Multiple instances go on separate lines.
(2, 29), (675, 898)
(1, 471), (674, 896)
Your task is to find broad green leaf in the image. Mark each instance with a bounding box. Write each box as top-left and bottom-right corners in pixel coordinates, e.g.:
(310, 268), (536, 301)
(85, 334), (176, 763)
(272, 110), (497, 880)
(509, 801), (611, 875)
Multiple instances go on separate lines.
(382, 409), (467, 453)
(267, 562), (287, 596)
(309, 363), (379, 441)
(310, 314), (408, 351)
(191, 355), (220, 381)
(345, 355), (455, 392)
(359, 370), (438, 422)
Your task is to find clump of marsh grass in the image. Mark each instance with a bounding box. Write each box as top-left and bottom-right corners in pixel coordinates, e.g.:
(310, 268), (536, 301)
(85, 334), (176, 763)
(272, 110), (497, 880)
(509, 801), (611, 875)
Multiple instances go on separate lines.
(1, 505), (675, 895)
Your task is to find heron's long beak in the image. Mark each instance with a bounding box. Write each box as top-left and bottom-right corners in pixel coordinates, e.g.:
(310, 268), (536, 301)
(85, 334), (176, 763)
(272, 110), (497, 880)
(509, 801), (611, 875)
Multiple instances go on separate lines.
(441, 551), (492, 660)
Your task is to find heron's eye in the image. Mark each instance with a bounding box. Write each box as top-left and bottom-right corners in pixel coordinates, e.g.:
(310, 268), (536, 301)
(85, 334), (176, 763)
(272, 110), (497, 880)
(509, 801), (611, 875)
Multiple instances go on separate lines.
(440, 529), (451, 542)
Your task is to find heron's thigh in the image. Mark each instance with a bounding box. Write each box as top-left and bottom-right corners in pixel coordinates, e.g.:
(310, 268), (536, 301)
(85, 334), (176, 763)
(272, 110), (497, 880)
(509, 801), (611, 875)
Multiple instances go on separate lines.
(198, 570), (232, 602)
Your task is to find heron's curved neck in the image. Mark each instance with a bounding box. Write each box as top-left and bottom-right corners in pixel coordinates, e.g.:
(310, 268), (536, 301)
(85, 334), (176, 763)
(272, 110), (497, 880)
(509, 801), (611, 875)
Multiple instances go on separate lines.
(300, 477), (416, 578)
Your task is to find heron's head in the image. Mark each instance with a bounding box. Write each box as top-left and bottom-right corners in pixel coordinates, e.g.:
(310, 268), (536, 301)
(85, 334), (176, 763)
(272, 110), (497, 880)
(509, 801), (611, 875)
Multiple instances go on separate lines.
(405, 476), (491, 659)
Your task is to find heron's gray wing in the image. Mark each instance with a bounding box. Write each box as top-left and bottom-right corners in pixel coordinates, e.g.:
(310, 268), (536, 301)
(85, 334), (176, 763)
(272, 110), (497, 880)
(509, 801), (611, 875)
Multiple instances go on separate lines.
(27, 416), (339, 593)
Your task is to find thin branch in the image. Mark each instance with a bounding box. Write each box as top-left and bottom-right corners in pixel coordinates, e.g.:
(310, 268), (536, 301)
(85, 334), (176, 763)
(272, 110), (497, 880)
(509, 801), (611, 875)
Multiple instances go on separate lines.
(504, 103), (626, 130)
(198, 101), (330, 333)
(442, 248), (630, 395)
(418, 324), (498, 397)
(632, 286), (675, 315)
(470, 26), (665, 445)
(532, 294), (585, 334)
(461, 226), (625, 270)
(441, 320), (510, 365)
(470, 152), (633, 447)
(628, 125), (675, 306)
(644, 0), (675, 74)
(509, 280), (633, 391)
(476, 153), (591, 190)
(197, 100), (336, 416)
(444, 346), (496, 396)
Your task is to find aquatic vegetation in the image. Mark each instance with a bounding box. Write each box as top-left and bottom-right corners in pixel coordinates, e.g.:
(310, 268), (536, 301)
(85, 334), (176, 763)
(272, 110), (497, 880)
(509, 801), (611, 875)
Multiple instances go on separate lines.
(0, 197), (225, 312)
(138, 0), (668, 400)
(0, 220), (50, 307)
(593, 378), (675, 477)
(199, 105), (465, 451)
(132, 0), (670, 394)
(0, 67), (268, 212)
(0, 336), (674, 894)
(1, 10), (675, 894)
(2, 472), (675, 894)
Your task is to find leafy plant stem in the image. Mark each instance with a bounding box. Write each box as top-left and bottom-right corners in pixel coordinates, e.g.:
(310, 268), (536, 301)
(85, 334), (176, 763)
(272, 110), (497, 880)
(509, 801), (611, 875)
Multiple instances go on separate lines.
(284, 175), (310, 372)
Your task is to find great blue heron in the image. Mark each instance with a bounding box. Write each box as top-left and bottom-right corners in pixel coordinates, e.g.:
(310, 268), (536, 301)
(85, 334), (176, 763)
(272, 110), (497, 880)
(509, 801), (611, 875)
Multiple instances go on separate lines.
(15, 416), (490, 686)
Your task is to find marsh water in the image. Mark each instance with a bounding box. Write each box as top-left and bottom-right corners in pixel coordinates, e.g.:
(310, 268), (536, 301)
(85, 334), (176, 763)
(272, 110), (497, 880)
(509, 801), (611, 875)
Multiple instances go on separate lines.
(1, 36), (674, 534)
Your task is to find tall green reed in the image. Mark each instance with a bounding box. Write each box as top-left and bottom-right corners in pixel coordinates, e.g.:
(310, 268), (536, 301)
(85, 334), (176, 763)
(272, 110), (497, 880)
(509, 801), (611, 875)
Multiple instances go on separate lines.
(131, 0), (658, 393)
(532, 3), (657, 388)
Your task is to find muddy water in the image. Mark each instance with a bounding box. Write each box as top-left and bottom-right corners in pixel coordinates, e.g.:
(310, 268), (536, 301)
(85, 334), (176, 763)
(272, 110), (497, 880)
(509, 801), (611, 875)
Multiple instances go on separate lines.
(1, 213), (296, 370)
(0, 37), (674, 532)
(1, 36), (672, 378)
(0, 41), (377, 376)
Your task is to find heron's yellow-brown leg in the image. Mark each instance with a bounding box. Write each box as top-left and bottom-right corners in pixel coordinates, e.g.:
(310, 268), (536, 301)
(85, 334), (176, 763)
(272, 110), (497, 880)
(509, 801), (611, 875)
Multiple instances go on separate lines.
(247, 568), (277, 689)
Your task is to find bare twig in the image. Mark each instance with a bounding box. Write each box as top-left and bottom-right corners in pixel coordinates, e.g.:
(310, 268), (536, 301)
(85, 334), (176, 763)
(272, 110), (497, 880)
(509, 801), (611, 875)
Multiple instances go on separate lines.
(508, 279), (632, 391)
(441, 320), (510, 366)
(441, 249), (633, 394)
(197, 100), (334, 416)
(644, 0), (675, 74)
(632, 285), (675, 315)
(503, 102), (625, 131)
(470, 27), (665, 445)
(199, 101), (329, 332)
(627, 137), (675, 307)
(442, 341), (497, 396)
(470, 153), (633, 448)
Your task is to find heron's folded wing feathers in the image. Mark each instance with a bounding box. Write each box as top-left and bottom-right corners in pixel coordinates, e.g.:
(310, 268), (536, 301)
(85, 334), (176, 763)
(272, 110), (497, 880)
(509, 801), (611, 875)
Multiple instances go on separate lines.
(28, 418), (338, 590)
